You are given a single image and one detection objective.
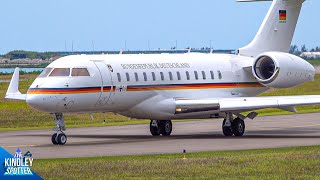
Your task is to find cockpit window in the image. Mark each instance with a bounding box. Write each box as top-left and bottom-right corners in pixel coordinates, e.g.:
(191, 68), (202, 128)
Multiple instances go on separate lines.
(49, 68), (70, 77)
(72, 68), (90, 76)
(38, 68), (53, 78)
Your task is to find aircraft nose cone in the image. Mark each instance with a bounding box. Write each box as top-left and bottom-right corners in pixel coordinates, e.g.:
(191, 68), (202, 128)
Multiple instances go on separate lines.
(26, 94), (55, 112)
(26, 95), (43, 111)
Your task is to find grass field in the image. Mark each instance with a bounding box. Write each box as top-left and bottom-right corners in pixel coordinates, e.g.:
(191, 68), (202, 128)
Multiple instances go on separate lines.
(309, 59), (320, 66)
(0, 73), (320, 131)
(31, 146), (320, 179)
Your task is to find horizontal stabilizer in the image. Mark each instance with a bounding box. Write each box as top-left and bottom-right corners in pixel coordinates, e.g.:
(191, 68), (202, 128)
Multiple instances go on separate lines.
(5, 67), (27, 101)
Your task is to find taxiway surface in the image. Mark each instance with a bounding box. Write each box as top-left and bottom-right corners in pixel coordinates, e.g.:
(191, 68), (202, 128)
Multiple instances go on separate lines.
(1, 113), (320, 159)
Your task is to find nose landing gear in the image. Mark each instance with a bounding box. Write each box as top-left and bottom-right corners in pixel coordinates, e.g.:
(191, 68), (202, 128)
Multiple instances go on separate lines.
(51, 113), (67, 145)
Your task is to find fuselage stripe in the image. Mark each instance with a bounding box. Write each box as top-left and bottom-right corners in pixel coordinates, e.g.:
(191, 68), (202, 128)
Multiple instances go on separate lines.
(28, 87), (105, 95)
(27, 82), (264, 95)
(126, 82), (263, 91)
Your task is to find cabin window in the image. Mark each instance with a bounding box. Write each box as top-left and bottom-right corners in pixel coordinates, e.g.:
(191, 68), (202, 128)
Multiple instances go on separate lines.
(117, 73), (122, 82)
(38, 68), (53, 78)
(135, 72), (139, 81)
(218, 70), (222, 79)
(126, 73), (130, 82)
(72, 68), (90, 76)
(160, 72), (164, 81)
(210, 71), (215, 79)
(202, 71), (206, 80)
(169, 72), (173, 81)
(194, 71), (198, 80)
(143, 72), (147, 81)
(186, 71), (190, 80)
(49, 68), (70, 77)
(177, 72), (181, 80)
(152, 72), (156, 81)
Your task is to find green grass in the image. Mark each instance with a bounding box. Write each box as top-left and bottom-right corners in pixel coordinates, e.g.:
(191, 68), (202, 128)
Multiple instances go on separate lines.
(32, 146), (320, 179)
(309, 59), (320, 66)
(0, 74), (320, 131)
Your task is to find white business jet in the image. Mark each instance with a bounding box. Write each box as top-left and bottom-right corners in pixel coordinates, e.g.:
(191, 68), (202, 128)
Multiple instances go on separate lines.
(6, 0), (320, 145)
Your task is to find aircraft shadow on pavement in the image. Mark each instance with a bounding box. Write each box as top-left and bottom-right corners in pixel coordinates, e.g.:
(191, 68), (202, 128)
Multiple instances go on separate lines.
(17, 130), (320, 147)
(23, 128), (320, 142)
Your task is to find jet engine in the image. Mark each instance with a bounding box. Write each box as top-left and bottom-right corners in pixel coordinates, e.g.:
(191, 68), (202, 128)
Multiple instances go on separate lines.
(252, 52), (315, 88)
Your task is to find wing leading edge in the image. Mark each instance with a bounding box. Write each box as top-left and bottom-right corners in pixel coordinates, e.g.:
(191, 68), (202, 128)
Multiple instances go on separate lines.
(175, 96), (320, 114)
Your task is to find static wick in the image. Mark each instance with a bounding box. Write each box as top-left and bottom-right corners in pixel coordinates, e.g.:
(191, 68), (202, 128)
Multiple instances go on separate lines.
(183, 149), (187, 160)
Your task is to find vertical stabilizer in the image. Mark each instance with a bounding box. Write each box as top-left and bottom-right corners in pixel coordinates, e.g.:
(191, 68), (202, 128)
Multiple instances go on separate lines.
(238, 0), (305, 57)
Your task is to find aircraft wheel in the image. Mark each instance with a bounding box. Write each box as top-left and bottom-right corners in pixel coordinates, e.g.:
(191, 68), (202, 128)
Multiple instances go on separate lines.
(222, 119), (233, 136)
(57, 133), (67, 145)
(51, 133), (59, 145)
(150, 120), (160, 136)
(232, 118), (245, 137)
(159, 120), (172, 136)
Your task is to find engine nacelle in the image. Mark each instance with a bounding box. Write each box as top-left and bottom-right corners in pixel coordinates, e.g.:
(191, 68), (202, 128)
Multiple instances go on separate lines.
(252, 52), (315, 88)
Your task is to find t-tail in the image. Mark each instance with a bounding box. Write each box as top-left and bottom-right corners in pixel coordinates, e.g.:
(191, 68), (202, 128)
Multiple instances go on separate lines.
(238, 0), (305, 57)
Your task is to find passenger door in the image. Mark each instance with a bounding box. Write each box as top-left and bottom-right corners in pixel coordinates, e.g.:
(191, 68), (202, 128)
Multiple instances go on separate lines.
(93, 61), (114, 106)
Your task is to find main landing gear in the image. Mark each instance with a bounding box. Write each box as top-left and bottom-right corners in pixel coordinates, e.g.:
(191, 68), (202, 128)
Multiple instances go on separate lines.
(150, 120), (172, 136)
(51, 113), (67, 145)
(222, 113), (245, 137)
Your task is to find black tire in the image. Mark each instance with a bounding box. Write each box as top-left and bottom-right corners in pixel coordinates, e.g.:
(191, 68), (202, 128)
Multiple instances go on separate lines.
(150, 120), (160, 136)
(232, 118), (245, 137)
(159, 120), (172, 136)
(222, 119), (233, 136)
(51, 133), (58, 145)
(57, 133), (67, 145)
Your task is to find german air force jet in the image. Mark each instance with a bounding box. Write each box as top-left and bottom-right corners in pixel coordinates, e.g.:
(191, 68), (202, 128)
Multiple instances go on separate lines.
(6, 0), (320, 145)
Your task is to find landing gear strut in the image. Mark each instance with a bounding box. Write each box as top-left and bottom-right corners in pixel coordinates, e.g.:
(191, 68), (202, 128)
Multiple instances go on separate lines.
(51, 113), (67, 145)
(222, 113), (245, 137)
(150, 120), (172, 136)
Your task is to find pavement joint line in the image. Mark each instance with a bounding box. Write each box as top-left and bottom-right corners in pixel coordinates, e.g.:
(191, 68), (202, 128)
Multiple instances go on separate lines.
(291, 123), (320, 128)
(3, 144), (38, 148)
(254, 123), (320, 131)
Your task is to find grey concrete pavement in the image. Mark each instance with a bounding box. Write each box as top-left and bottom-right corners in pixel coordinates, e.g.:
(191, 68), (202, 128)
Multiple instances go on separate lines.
(1, 113), (320, 159)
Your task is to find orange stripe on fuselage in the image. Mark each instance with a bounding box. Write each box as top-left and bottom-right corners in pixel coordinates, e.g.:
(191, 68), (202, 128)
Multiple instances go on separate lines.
(126, 82), (264, 92)
(27, 83), (264, 95)
(27, 87), (104, 95)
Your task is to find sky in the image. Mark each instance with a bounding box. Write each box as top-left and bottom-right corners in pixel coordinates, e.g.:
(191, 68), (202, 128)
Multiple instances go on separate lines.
(0, 0), (319, 54)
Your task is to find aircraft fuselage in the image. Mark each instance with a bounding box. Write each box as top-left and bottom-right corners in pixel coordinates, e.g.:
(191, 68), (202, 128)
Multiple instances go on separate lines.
(26, 53), (268, 120)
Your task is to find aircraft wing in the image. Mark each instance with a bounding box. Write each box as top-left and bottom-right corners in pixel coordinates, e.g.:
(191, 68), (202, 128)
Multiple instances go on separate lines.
(5, 67), (27, 101)
(175, 95), (320, 114)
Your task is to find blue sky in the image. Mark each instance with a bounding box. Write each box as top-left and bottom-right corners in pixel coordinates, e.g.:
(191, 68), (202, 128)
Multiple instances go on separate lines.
(0, 0), (318, 54)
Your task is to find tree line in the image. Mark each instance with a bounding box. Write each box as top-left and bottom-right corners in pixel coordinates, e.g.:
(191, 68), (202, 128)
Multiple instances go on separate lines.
(289, 44), (320, 56)
(0, 50), (59, 60)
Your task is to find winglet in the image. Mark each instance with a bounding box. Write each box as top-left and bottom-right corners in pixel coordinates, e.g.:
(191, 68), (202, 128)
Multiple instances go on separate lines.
(5, 67), (27, 101)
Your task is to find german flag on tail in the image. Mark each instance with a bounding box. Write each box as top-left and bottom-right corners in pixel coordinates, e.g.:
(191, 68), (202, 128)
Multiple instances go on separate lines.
(279, 10), (286, 21)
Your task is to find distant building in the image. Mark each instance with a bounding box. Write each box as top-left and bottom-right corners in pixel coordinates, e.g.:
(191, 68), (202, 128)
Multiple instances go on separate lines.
(300, 52), (320, 59)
